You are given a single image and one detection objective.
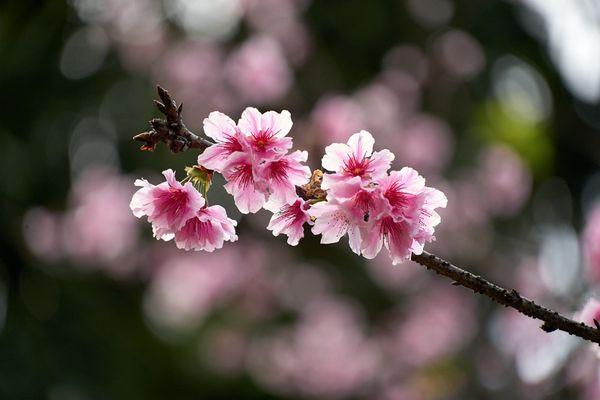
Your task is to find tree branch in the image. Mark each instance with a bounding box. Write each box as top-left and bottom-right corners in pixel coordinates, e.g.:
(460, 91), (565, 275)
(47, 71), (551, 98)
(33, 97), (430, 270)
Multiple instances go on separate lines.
(135, 85), (600, 346)
(411, 252), (600, 344)
(133, 86), (213, 153)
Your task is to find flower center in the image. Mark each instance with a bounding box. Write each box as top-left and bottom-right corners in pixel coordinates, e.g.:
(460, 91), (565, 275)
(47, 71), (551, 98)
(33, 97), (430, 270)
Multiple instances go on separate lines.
(344, 154), (370, 177)
(253, 130), (274, 151)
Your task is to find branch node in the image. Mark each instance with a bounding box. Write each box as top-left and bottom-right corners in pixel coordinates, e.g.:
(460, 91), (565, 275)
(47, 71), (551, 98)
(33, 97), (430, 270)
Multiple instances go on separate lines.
(133, 86), (213, 154)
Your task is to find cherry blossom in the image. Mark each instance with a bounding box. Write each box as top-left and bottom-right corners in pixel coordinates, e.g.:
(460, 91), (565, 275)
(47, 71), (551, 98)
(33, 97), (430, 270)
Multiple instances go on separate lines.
(267, 197), (312, 246)
(314, 137), (446, 264)
(310, 176), (384, 255)
(199, 107), (310, 214)
(197, 111), (246, 172)
(132, 109), (446, 262)
(310, 199), (363, 254)
(222, 152), (268, 214)
(237, 107), (293, 161)
(258, 150), (311, 209)
(174, 205), (238, 252)
(321, 130), (394, 190)
(130, 169), (204, 240)
(362, 168), (447, 264)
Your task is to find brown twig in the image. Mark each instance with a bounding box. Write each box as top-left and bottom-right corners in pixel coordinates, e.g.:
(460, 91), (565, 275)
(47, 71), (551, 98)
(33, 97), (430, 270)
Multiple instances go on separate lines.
(133, 86), (213, 153)
(134, 85), (600, 346)
(411, 252), (600, 344)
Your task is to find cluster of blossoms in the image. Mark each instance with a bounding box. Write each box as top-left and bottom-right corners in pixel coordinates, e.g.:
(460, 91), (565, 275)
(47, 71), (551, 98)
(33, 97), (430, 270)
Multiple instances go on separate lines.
(130, 108), (447, 263)
(130, 169), (238, 252)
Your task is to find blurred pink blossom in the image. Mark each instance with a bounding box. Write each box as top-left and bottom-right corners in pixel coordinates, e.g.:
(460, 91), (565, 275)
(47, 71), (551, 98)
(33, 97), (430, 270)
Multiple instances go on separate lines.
(583, 205), (600, 286)
(72, 0), (164, 46)
(382, 284), (476, 368)
(395, 114), (454, 173)
(379, 69), (422, 119)
(225, 36), (292, 104)
(406, 0), (454, 29)
(354, 83), (402, 134)
(477, 145), (532, 218)
(382, 45), (429, 85)
(144, 249), (241, 332)
(62, 167), (138, 270)
(243, 0), (311, 65)
(493, 309), (578, 384)
(434, 29), (485, 80)
(311, 95), (365, 143)
(249, 296), (380, 399)
(432, 177), (493, 258)
(271, 263), (332, 311)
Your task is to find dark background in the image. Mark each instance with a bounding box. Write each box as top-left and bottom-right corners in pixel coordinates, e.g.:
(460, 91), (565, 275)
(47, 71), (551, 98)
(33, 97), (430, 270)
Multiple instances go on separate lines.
(1, 0), (600, 399)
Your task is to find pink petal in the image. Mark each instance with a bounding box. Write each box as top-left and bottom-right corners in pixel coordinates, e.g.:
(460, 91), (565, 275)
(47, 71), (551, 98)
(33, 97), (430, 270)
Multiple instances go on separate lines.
(311, 203), (350, 244)
(322, 142), (351, 173)
(203, 111), (237, 142)
(367, 149), (395, 179)
(238, 107), (263, 135)
(261, 110), (292, 138)
(347, 130), (375, 159)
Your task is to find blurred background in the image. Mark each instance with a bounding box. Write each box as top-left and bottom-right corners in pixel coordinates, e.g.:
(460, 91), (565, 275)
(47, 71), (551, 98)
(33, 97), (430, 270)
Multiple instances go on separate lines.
(2, 0), (600, 398)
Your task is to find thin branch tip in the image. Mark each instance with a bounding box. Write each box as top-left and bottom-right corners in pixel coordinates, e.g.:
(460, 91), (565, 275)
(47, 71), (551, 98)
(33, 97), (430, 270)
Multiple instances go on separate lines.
(411, 251), (600, 345)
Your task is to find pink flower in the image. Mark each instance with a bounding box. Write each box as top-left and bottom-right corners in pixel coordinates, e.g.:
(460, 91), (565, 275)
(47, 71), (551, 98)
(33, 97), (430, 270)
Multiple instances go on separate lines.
(321, 130), (394, 190)
(361, 168), (447, 264)
(310, 175), (387, 254)
(238, 107), (293, 161)
(267, 197), (312, 246)
(310, 199), (363, 255)
(361, 216), (415, 263)
(578, 298), (600, 328)
(174, 205), (238, 252)
(204, 107), (310, 214)
(259, 150), (311, 209)
(130, 169), (204, 240)
(197, 111), (246, 172)
(223, 152), (268, 214)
